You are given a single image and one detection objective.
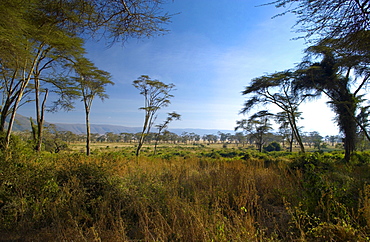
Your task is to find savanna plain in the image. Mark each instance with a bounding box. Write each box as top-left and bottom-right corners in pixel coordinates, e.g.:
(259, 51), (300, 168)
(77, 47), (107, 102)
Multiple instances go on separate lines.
(1, 141), (370, 241)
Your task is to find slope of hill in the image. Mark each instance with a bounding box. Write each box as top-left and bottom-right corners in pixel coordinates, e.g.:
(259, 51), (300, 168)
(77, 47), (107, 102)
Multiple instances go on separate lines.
(12, 114), (33, 131)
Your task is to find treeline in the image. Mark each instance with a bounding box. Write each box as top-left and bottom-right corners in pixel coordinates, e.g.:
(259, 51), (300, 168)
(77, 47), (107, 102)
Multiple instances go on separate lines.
(14, 126), (362, 154)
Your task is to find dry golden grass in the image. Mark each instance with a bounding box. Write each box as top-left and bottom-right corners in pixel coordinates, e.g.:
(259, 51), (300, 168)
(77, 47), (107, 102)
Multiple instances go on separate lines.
(1, 147), (369, 241)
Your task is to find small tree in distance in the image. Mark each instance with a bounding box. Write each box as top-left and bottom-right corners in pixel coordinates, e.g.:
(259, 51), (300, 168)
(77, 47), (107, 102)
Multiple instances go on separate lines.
(153, 112), (181, 155)
(133, 75), (175, 157)
(236, 111), (274, 152)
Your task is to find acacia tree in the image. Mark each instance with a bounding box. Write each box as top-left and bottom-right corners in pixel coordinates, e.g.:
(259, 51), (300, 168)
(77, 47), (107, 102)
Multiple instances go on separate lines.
(294, 43), (369, 161)
(74, 58), (113, 156)
(0, 0), (31, 134)
(267, 0), (370, 161)
(236, 111), (274, 152)
(133, 75), (175, 157)
(233, 132), (247, 146)
(30, 36), (85, 152)
(153, 111), (181, 154)
(218, 132), (232, 144)
(0, 0), (33, 131)
(0, 0), (79, 150)
(0, 0), (172, 150)
(0, 0), (86, 150)
(241, 71), (306, 152)
(202, 134), (218, 144)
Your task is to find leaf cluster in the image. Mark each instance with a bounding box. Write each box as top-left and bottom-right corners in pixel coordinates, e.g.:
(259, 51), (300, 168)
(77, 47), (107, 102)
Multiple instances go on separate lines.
(133, 75), (175, 112)
(269, 0), (370, 42)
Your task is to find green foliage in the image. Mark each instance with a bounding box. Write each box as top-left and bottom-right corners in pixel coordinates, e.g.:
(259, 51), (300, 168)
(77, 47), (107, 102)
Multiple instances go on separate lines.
(288, 153), (368, 228)
(350, 151), (370, 164)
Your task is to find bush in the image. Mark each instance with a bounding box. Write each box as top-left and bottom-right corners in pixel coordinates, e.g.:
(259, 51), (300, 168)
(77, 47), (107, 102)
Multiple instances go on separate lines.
(264, 141), (281, 152)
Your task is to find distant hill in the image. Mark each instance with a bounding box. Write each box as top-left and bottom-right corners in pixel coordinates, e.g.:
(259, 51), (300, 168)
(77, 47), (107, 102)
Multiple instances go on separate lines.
(12, 114), (33, 131)
(54, 123), (142, 134)
(166, 128), (235, 136)
(10, 114), (234, 136)
(4, 113), (36, 131)
(54, 123), (233, 136)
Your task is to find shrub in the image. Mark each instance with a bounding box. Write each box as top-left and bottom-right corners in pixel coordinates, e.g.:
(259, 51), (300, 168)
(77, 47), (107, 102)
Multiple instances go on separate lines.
(264, 141), (281, 152)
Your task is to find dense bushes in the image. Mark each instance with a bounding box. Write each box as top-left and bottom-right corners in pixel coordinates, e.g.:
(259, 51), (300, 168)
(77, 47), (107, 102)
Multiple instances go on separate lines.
(0, 147), (370, 241)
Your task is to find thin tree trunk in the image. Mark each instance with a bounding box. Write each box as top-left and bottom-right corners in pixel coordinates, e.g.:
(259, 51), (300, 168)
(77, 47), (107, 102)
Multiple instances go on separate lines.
(35, 89), (48, 151)
(136, 134), (145, 157)
(289, 132), (294, 152)
(153, 130), (160, 155)
(136, 113), (150, 157)
(5, 87), (29, 150)
(292, 122), (305, 153)
(5, 92), (27, 150)
(0, 70), (21, 133)
(85, 111), (90, 156)
(85, 108), (91, 156)
(287, 112), (305, 153)
(0, 95), (16, 133)
(34, 73), (49, 152)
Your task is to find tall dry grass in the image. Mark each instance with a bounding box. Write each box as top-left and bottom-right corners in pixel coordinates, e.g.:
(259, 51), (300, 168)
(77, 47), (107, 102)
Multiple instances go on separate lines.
(1, 147), (370, 241)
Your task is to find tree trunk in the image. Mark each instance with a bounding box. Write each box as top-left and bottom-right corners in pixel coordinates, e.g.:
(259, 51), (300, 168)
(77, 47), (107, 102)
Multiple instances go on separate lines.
(136, 113), (150, 157)
(0, 70), (22, 133)
(85, 108), (91, 156)
(136, 134), (145, 157)
(153, 130), (161, 155)
(5, 84), (29, 150)
(5, 89), (27, 150)
(4, 44), (42, 150)
(339, 104), (357, 162)
(288, 132), (294, 152)
(0, 95), (15, 133)
(332, 91), (357, 162)
(288, 113), (305, 153)
(36, 90), (48, 151)
(35, 75), (48, 152)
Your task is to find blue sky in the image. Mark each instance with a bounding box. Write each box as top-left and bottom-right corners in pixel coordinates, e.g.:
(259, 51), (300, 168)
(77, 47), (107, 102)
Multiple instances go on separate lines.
(20, 0), (339, 135)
